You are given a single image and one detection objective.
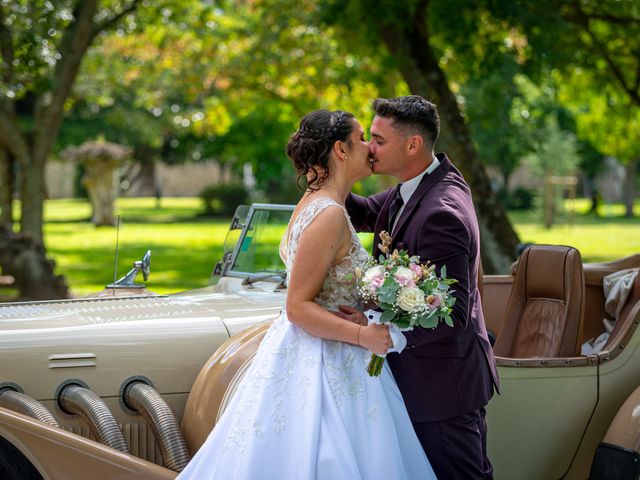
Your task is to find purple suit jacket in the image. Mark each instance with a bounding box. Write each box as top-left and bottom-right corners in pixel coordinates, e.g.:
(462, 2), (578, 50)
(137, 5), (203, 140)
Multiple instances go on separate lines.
(347, 153), (499, 422)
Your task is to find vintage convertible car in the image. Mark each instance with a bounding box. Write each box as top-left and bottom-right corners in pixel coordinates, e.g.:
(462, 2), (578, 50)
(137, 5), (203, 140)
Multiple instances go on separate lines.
(1, 203), (639, 480)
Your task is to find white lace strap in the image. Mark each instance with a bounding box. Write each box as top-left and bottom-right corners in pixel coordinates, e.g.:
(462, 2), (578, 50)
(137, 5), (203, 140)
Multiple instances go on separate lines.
(285, 197), (345, 263)
(294, 197), (342, 234)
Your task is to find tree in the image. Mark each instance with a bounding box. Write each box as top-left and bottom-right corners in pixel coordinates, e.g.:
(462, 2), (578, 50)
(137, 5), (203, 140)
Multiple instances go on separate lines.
(487, 0), (640, 216)
(65, 0), (396, 202)
(0, 1), (144, 299)
(462, 61), (529, 197)
(525, 115), (581, 227)
(323, 0), (521, 272)
(558, 72), (638, 217)
(0, 0), (144, 241)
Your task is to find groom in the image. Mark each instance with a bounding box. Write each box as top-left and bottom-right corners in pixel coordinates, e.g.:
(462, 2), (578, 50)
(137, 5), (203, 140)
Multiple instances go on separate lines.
(342, 95), (499, 479)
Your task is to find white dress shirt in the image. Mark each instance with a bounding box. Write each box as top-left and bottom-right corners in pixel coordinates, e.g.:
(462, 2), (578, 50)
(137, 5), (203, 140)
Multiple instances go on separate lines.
(391, 156), (440, 231)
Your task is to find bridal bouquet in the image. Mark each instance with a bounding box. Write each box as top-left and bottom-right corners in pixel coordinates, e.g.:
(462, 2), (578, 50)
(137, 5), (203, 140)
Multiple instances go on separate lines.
(357, 231), (457, 376)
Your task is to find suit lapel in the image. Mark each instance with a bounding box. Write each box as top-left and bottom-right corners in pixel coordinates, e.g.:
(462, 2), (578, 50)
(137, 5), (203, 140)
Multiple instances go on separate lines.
(390, 153), (451, 239)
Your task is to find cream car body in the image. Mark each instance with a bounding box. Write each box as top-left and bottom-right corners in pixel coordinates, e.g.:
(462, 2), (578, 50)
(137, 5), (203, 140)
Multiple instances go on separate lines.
(1, 203), (639, 480)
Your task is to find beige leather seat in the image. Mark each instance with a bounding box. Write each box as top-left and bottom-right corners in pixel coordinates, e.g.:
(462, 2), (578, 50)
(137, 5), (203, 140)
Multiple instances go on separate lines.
(494, 245), (585, 358)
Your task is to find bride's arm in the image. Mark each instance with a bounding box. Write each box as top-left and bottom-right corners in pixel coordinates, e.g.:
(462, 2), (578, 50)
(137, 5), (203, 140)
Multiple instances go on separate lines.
(286, 207), (391, 355)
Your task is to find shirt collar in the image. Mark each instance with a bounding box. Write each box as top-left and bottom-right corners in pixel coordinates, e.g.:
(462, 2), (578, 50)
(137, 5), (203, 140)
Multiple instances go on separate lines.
(399, 156), (440, 204)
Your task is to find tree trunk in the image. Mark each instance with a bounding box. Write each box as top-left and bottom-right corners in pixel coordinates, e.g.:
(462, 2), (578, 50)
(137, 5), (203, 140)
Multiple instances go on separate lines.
(0, 147), (12, 230)
(131, 145), (158, 197)
(376, 4), (520, 273)
(0, 0), (142, 299)
(502, 169), (511, 195)
(0, 226), (69, 300)
(19, 0), (99, 242)
(624, 158), (637, 217)
(19, 153), (46, 244)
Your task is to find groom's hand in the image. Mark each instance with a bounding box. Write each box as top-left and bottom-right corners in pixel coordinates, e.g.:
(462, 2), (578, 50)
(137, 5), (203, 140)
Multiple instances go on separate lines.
(335, 305), (368, 326)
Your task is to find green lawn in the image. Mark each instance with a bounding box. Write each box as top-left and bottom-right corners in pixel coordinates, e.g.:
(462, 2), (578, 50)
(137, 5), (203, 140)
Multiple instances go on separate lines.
(37, 197), (640, 297)
(508, 198), (640, 263)
(44, 198), (230, 297)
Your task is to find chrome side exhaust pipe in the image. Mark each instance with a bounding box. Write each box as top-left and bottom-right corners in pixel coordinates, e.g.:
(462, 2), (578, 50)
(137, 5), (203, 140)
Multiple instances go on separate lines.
(123, 380), (190, 472)
(58, 383), (129, 453)
(0, 386), (60, 428)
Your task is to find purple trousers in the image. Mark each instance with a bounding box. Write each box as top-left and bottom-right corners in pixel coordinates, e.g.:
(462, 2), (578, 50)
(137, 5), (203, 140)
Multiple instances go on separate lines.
(412, 407), (493, 480)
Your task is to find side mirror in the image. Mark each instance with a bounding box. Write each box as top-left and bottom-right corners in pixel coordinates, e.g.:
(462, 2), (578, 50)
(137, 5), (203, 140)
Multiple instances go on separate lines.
(109, 250), (152, 288)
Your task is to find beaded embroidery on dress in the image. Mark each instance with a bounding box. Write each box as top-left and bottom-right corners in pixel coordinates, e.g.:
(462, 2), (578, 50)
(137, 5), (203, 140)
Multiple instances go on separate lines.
(177, 197), (436, 480)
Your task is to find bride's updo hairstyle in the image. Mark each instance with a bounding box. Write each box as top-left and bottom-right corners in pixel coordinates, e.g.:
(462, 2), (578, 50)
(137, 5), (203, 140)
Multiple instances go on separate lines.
(286, 109), (355, 191)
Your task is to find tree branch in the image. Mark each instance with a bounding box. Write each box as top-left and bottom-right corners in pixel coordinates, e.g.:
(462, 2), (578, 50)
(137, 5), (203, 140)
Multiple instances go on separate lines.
(0, 110), (30, 164)
(0, 6), (14, 84)
(586, 13), (640, 25)
(568, 3), (640, 106)
(32, 0), (146, 163)
(0, 5), (15, 119)
(33, 0), (98, 163)
(412, 0), (430, 39)
(92, 0), (144, 39)
(585, 28), (640, 105)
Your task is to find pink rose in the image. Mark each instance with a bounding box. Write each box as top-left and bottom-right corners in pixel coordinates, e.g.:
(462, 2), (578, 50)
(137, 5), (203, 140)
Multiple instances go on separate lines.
(394, 267), (416, 288)
(370, 276), (385, 291)
(363, 266), (385, 292)
(426, 294), (442, 309)
(409, 263), (423, 279)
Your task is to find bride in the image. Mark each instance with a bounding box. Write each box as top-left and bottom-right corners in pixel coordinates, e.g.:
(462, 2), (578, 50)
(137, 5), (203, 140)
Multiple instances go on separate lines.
(177, 110), (436, 479)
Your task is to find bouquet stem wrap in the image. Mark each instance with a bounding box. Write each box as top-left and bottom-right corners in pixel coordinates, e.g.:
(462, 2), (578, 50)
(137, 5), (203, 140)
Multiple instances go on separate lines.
(367, 354), (385, 377)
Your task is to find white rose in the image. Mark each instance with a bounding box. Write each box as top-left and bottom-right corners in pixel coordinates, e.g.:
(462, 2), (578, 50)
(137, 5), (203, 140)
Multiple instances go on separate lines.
(363, 265), (385, 284)
(396, 287), (425, 312)
(394, 267), (416, 286)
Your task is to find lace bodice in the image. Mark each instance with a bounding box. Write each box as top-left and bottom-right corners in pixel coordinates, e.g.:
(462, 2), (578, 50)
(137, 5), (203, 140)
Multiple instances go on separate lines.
(280, 197), (370, 311)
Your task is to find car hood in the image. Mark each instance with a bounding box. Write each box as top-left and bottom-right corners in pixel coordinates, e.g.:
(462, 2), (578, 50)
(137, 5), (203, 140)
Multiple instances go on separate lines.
(0, 285), (283, 336)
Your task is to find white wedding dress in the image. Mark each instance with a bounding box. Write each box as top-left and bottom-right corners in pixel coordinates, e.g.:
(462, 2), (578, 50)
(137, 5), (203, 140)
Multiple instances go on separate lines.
(177, 197), (436, 479)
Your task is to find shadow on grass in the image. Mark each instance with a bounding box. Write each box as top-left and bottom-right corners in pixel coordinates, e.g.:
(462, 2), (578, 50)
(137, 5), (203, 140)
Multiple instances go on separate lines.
(45, 214), (219, 225)
(508, 210), (639, 227)
(45, 217), (94, 224)
(571, 213), (639, 226)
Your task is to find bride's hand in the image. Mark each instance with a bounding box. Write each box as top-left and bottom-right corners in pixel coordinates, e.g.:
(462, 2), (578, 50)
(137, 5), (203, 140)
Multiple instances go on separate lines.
(358, 323), (393, 356)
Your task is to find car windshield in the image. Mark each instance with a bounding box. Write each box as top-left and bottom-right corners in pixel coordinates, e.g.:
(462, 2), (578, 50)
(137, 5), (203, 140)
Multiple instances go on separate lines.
(228, 206), (293, 276)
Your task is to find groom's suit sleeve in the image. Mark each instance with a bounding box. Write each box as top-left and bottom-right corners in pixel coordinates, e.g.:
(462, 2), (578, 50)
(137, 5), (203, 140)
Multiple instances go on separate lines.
(345, 191), (389, 232)
(403, 209), (472, 346)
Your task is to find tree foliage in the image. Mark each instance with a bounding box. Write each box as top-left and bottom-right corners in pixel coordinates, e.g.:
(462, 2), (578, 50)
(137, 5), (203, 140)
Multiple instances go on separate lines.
(66, 0), (395, 199)
(0, 0), (146, 240)
(320, 0), (522, 272)
(0, 0), (147, 299)
(487, 0), (640, 215)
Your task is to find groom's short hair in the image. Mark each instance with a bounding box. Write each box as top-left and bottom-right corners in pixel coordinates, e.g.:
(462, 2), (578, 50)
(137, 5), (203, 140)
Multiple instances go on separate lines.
(373, 95), (440, 149)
